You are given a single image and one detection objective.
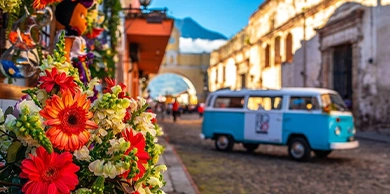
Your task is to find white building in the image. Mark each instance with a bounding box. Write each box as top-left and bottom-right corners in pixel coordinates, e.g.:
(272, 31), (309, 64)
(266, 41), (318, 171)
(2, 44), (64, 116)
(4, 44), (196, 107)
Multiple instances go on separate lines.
(209, 0), (390, 129)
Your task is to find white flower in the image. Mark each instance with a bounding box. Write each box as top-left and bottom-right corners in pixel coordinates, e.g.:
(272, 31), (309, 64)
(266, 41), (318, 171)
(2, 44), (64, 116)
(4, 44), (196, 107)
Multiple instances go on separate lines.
(88, 77), (100, 90)
(36, 89), (48, 105)
(128, 98), (138, 112)
(98, 127), (108, 136)
(114, 161), (129, 174)
(134, 183), (147, 194)
(5, 114), (16, 129)
(155, 165), (167, 173)
(107, 138), (130, 155)
(89, 160), (105, 176)
(19, 100), (40, 113)
(147, 177), (163, 188)
(74, 146), (91, 161)
(103, 161), (117, 179)
(134, 112), (156, 136)
(89, 160), (125, 179)
(0, 108), (4, 123)
(137, 97), (147, 108)
(111, 85), (122, 95)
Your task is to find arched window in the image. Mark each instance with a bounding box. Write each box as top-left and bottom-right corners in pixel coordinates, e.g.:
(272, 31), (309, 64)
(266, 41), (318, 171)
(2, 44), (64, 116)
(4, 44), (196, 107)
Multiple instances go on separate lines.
(285, 33), (293, 63)
(274, 36), (281, 65)
(265, 44), (270, 68)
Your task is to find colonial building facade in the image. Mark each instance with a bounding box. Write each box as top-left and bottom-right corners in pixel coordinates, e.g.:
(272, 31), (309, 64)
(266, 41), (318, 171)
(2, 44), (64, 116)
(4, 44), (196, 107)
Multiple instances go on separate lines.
(149, 26), (210, 104)
(209, 0), (390, 129)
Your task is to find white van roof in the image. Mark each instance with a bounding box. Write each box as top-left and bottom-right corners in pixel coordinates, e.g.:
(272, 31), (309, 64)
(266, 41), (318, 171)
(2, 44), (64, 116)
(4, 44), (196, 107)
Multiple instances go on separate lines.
(210, 87), (338, 96)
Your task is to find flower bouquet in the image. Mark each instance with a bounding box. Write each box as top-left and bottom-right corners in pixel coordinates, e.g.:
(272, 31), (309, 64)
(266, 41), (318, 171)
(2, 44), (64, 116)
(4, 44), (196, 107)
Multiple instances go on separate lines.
(0, 34), (166, 193)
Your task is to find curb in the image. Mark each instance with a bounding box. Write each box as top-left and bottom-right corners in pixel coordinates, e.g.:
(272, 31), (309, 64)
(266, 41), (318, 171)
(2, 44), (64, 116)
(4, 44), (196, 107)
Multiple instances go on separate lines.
(164, 135), (201, 194)
(355, 134), (390, 144)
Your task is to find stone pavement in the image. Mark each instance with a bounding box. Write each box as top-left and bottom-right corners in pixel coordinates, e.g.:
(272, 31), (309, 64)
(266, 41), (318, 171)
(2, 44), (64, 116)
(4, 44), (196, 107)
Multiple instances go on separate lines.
(155, 113), (390, 194)
(158, 135), (199, 194)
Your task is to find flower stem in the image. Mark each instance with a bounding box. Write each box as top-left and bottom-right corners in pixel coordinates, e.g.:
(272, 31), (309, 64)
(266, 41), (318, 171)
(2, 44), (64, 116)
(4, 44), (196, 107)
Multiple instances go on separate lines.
(0, 180), (23, 187)
(0, 129), (16, 139)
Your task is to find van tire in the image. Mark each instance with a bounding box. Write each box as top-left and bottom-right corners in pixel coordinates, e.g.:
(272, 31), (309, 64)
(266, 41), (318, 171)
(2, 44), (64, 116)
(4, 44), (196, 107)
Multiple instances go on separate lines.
(288, 137), (311, 161)
(243, 143), (259, 152)
(215, 135), (234, 151)
(314, 150), (332, 158)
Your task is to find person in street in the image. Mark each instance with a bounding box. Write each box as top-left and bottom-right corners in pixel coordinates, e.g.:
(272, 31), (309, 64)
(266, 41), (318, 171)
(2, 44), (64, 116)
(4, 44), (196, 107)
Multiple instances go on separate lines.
(155, 102), (165, 121)
(198, 103), (205, 118)
(172, 98), (180, 122)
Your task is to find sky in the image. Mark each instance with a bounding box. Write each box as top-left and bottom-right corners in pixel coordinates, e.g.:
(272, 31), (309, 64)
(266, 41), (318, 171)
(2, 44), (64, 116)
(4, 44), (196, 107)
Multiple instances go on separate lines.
(149, 0), (265, 39)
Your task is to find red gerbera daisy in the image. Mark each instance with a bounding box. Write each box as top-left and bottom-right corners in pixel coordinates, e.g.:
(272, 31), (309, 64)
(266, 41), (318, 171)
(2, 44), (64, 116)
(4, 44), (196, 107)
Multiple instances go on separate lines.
(19, 147), (80, 194)
(121, 128), (150, 180)
(39, 68), (78, 95)
(33, 0), (62, 10)
(40, 89), (98, 151)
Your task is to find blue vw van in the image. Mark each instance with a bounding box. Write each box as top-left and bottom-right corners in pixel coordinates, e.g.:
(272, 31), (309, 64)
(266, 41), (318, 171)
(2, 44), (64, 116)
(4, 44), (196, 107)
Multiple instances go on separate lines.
(200, 88), (359, 161)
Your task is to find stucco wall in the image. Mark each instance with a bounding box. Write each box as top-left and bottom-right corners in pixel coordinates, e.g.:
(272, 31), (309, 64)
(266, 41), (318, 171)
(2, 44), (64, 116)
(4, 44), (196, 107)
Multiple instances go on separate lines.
(373, 5), (390, 126)
(178, 54), (210, 66)
(283, 35), (321, 88)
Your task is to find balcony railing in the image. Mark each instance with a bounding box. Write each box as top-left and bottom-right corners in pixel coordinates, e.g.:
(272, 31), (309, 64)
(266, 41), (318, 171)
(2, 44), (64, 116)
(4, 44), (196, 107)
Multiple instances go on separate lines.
(123, 7), (168, 23)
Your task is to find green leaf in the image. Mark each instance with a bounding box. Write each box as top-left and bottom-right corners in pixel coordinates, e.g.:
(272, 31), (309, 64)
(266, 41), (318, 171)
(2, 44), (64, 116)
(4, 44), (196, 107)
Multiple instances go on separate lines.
(4, 106), (14, 118)
(6, 141), (22, 163)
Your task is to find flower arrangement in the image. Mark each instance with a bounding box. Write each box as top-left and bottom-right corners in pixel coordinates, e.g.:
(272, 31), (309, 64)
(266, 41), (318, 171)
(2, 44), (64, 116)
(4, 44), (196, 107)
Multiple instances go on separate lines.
(0, 33), (167, 193)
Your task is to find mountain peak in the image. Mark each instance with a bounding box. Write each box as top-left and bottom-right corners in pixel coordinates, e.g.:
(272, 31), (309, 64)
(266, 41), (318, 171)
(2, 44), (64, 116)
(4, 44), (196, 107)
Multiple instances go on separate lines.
(175, 17), (227, 40)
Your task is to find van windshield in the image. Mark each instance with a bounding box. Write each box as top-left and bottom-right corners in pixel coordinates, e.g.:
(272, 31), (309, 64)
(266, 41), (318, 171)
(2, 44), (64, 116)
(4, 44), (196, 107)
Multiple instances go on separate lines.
(321, 93), (348, 111)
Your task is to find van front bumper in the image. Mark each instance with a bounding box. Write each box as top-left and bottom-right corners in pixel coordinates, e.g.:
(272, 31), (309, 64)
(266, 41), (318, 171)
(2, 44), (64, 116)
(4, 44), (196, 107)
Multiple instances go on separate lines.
(330, 140), (359, 150)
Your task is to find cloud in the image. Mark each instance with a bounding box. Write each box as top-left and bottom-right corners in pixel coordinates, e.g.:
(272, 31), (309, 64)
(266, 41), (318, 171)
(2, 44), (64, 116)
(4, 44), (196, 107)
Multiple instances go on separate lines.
(179, 37), (227, 53)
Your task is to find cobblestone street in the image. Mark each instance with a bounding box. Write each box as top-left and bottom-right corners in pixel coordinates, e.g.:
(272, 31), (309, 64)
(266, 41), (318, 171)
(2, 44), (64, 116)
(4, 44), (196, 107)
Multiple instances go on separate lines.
(158, 114), (390, 194)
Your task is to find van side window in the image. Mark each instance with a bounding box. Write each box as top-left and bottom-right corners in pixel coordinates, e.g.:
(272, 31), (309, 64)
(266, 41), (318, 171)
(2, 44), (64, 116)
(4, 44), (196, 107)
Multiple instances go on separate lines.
(289, 96), (319, 110)
(247, 96), (283, 111)
(214, 96), (245, 108)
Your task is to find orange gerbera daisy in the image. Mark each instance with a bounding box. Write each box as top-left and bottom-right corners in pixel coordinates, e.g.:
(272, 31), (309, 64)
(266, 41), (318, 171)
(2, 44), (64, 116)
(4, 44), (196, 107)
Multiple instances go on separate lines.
(40, 89), (98, 151)
(20, 147), (80, 194)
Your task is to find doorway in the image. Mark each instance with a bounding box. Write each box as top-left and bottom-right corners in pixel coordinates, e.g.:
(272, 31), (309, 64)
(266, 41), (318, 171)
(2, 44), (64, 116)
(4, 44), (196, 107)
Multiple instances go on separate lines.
(332, 44), (353, 110)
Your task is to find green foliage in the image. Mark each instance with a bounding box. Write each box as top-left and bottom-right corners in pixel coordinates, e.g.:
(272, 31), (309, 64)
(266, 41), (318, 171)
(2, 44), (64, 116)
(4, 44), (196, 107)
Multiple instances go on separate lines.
(53, 31), (67, 63)
(102, 0), (122, 78)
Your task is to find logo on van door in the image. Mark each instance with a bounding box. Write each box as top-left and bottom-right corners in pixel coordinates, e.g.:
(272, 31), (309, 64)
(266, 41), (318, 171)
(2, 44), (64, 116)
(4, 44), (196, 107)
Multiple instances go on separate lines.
(255, 113), (270, 134)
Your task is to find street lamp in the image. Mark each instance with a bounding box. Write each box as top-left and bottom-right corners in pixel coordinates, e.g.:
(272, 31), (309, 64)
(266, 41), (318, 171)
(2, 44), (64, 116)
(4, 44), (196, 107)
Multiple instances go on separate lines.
(139, 0), (151, 9)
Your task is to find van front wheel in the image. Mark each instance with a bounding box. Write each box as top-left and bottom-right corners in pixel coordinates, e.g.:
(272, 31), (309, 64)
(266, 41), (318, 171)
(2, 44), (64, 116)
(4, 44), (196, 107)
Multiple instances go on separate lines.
(288, 137), (311, 161)
(215, 135), (234, 151)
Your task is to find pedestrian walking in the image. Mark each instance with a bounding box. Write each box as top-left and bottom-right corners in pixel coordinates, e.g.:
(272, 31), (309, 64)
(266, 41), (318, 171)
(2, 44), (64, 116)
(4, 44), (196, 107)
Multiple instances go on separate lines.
(172, 98), (180, 122)
(198, 103), (204, 118)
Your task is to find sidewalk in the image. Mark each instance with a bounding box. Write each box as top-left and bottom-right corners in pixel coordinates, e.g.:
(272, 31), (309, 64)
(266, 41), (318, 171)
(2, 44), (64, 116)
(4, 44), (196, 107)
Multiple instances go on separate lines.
(158, 135), (199, 194)
(355, 130), (390, 144)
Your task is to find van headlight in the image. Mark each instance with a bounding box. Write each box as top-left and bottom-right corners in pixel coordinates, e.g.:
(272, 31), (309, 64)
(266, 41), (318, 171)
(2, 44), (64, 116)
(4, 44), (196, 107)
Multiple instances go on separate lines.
(335, 126), (341, 135)
(348, 127), (356, 134)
